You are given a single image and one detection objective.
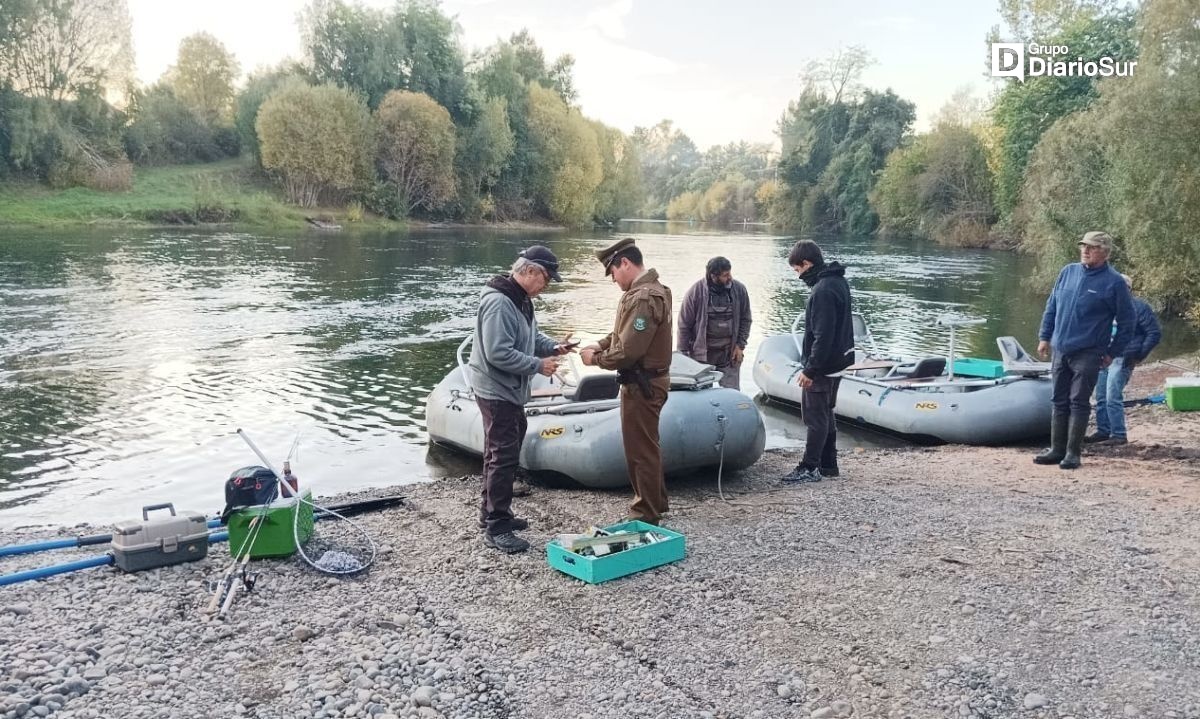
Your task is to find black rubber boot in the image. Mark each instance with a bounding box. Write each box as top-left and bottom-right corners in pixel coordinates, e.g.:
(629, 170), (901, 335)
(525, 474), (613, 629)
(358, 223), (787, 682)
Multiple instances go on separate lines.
(1059, 413), (1088, 470)
(1034, 413), (1069, 465)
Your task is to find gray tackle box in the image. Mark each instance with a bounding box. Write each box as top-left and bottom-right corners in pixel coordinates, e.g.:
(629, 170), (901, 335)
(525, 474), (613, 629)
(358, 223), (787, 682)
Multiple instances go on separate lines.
(111, 503), (209, 572)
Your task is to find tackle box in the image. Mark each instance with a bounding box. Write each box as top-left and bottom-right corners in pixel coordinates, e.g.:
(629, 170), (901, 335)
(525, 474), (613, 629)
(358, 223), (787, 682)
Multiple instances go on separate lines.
(227, 490), (314, 559)
(1165, 377), (1200, 411)
(952, 358), (1007, 379)
(546, 520), (685, 584)
(111, 503), (210, 572)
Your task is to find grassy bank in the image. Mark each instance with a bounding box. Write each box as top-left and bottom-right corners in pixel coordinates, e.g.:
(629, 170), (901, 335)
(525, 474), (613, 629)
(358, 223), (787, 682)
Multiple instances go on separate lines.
(0, 158), (399, 230)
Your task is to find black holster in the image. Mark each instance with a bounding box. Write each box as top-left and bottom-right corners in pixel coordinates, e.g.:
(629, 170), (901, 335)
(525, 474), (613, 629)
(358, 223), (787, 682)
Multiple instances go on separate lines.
(617, 367), (660, 399)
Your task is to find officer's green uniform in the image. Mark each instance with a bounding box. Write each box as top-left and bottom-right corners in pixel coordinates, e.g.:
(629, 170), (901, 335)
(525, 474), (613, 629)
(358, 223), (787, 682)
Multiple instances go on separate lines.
(594, 238), (673, 524)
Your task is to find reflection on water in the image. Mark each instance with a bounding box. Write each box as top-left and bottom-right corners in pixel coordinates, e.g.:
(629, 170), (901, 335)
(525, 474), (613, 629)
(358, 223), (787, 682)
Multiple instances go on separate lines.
(1, 223), (1195, 526)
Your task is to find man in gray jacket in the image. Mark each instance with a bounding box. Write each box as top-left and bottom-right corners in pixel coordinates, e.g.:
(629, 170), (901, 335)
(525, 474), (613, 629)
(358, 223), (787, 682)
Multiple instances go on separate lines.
(677, 256), (752, 389)
(467, 245), (573, 553)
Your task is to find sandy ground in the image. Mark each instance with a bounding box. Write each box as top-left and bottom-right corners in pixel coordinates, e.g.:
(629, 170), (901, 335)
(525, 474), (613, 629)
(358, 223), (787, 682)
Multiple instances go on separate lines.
(1, 362), (1198, 719)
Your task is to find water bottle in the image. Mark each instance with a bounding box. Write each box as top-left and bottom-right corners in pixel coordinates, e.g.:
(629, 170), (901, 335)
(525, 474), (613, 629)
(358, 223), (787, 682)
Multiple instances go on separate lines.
(281, 461), (299, 498)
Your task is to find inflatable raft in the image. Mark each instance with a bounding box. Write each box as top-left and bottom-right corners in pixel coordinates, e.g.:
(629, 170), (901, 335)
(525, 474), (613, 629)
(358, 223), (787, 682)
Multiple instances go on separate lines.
(426, 339), (766, 488)
(753, 315), (1053, 445)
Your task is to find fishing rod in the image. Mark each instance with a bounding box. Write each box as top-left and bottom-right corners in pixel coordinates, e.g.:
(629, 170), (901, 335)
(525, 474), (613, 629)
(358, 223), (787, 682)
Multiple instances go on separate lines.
(0, 495), (406, 559)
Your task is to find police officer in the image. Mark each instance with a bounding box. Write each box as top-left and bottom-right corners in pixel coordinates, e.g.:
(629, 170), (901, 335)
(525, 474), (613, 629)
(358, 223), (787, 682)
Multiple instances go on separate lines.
(580, 238), (673, 525)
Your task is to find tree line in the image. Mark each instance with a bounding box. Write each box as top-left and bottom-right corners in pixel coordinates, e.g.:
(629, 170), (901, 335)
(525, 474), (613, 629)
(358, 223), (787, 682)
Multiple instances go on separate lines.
(649, 0), (1197, 320)
(0, 0), (643, 225)
(1, 0), (1196, 317)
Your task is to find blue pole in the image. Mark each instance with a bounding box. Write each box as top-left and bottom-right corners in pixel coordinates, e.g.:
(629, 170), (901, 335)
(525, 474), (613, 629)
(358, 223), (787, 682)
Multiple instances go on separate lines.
(0, 538), (80, 558)
(0, 531), (230, 587)
(0, 554), (114, 587)
(0, 519), (223, 559)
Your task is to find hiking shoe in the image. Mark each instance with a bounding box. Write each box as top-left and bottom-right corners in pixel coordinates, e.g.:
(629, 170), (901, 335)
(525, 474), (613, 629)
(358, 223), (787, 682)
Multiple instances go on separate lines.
(819, 466), (840, 478)
(1084, 432), (1111, 444)
(1100, 436), (1128, 446)
(483, 531), (529, 554)
(782, 467), (823, 483)
(478, 517), (529, 531)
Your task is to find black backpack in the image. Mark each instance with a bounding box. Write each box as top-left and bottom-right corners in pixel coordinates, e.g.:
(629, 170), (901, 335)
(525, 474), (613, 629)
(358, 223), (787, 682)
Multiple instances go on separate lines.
(220, 466), (279, 523)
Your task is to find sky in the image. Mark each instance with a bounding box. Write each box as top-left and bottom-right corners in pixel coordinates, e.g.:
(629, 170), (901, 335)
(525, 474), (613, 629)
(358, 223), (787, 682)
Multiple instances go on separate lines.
(126, 0), (1006, 149)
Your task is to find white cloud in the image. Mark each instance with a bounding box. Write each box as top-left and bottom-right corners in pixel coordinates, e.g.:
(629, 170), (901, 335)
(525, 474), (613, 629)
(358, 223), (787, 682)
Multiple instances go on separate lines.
(584, 0), (634, 41)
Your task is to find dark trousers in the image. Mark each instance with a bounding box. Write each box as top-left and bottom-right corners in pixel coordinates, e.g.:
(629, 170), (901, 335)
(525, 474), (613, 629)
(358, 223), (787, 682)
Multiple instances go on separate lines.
(799, 375), (841, 471)
(477, 397), (527, 535)
(1050, 349), (1103, 417)
(620, 378), (670, 523)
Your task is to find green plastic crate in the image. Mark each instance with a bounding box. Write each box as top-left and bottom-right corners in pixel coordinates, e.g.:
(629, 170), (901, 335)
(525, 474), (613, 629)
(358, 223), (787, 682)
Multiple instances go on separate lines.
(227, 490), (314, 558)
(546, 520), (685, 584)
(952, 357), (1007, 379)
(1166, 378), (1200, 411)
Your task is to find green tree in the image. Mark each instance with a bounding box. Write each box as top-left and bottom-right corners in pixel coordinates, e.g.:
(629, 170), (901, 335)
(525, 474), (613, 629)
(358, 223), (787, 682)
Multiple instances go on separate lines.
(0, 0), (134, 101)
(166, 32), (240, 126)
(666, 190), (702, 221)
(454, 96), (515, 220)
(302, 0), (471, 119)
(991, 8), (1137, 215)
(1017, 0), (1200, 317)
(123, 84), (228, 164)
(873, 125), (996, 246)
(3, 88), (128, 186)
(777, 87), (914, 234)
(590, 121), (644, 224)
(524, 83), (601, 226)
(630, 119), (701, 217)
(235, 65), (306, 166)
(256, 82), (373, 207)
(374, 90), (456, 215)
(470, 30), (578, 217)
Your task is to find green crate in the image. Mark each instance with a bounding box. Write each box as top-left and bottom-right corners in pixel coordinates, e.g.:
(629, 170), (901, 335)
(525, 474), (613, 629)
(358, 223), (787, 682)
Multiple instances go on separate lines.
(952, 357), (1007, 379)
(1166, 378), (1200, 411)
(546, 521), (685, 584)
(227, 490), (314, 558)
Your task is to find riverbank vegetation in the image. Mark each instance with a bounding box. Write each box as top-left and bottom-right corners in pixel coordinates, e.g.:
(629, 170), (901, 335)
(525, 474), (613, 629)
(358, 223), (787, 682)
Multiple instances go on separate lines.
(0, 0), (1197, 316)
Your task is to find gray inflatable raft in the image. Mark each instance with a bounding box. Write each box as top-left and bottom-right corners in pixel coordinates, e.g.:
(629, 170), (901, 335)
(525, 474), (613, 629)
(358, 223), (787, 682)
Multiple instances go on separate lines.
(426, 341), (766, 488)
(753, 316), (1053, 445)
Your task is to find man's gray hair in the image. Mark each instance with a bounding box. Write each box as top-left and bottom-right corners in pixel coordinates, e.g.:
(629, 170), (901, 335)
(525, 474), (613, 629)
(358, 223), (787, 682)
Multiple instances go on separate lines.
(511, 257), (542, 276)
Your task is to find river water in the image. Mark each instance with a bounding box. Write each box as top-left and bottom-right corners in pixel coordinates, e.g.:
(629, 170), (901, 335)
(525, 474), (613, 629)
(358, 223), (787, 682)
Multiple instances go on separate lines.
(1, 222), (1195, 526)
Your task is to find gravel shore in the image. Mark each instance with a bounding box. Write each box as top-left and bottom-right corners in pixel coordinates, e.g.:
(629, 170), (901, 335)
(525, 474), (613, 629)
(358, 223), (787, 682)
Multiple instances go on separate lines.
(2, 367), (1199, 719)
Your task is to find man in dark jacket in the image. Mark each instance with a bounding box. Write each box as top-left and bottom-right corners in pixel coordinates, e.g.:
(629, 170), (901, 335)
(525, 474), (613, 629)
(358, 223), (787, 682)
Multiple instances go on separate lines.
(677, 256), (752, 389)
(1034, 231), (1134, 470)
(782, 240), (854, 483)
(1088, 273), (1161, 445)
(468, 246), (574, 553)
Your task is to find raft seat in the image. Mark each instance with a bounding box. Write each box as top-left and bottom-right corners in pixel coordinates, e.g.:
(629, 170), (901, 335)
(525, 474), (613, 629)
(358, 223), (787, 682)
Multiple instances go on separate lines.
(565, 372), (621, 402)
(886, 357), (947, 380)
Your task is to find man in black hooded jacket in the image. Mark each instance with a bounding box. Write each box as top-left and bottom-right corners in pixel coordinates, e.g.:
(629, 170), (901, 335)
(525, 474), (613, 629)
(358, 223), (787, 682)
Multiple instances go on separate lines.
(782, 240), (855, 483)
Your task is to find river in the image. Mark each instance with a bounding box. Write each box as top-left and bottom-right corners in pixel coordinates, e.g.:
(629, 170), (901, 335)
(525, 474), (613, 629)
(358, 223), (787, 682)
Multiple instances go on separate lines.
(1, 222), (1195, 526)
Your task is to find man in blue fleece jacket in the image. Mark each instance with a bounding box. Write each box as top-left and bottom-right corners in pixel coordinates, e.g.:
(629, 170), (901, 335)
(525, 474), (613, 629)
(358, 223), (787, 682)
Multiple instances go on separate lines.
(1034, 231), (1135, 470)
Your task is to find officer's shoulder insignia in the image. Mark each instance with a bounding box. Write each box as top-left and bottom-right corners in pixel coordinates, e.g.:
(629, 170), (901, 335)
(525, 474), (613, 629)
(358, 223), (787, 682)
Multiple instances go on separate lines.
(633, 317), (647, 331)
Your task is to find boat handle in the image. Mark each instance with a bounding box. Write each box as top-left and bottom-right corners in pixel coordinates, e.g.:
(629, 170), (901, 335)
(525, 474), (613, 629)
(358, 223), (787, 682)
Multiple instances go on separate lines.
(858, 389), (872, 397)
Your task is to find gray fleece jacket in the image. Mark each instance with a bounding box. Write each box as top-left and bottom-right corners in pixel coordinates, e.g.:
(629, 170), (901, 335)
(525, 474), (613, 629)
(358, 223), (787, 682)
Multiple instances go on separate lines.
(467, 279), (558, 405)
